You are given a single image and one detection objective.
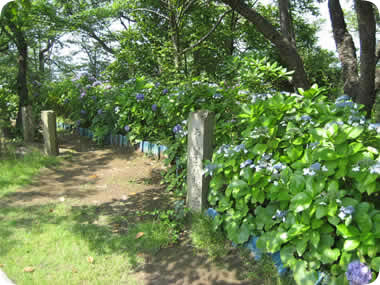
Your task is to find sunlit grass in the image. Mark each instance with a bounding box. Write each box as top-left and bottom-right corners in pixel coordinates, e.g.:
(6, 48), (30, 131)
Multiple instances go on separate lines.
(0, 147), (60, 198)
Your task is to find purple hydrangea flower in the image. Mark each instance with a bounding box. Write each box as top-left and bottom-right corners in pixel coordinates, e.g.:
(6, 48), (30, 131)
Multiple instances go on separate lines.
(97, 109), (103, 115)
(80, 110), (86, 115)
(76, 120), (81, 126)
(91, 96), (96, 100)
(64, 98), (69, 104)
(104, 84), (112, 90)
(80, 91), (86, 98)
(136, 93), (144, 101)
(346, 260), (372, 285)
(155, 82), (160, 88)
(173, 124), (182, 134)
(151, 104), (158, 112)
(124, 125), (130, 132)
(162, 88), (168, 95)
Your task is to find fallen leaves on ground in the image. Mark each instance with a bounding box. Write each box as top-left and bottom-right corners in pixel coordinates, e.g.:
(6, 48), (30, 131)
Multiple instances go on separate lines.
(88, 175), (98, 179)
(0, 264), (4, 267)
(135, 232), (145, 239)
(23, 267), (35, 273)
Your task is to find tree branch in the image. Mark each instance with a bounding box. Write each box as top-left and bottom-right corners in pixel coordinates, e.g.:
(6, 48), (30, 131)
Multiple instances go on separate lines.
(181, 9), (233, 55)
(219, 0), (310, 89)
(130, 8), (169, 20)
(85, 29), (115, 54)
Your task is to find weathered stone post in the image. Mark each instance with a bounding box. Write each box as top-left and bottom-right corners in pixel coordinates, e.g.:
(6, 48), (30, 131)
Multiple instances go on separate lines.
(22, 106), (34, 142)
(186, 110), (215, 212)
(41, 110), (58, 156)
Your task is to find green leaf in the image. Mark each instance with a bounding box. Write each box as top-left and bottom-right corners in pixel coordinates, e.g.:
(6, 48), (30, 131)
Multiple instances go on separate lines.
(343, 239), (360, 251)
(290, 192), (312, 213)
(293, 260), (319, 285)
(336, 224), (360, 238)
(320, 248), (340, 264)
(316, 206), (328, 219)
(237, 222), (251, 244)
(371, 257), (380, 271)
(288, 224), (310, 238)
(289, 174), (305, 193)
(287, 146), (303, 161)
(310, 231), (320, 248)
(345, 126), (364, 139)
(355, 214), (372, 233)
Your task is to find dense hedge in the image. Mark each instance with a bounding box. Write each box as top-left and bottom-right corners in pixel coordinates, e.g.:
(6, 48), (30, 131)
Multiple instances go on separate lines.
(206, 86), (380, 284)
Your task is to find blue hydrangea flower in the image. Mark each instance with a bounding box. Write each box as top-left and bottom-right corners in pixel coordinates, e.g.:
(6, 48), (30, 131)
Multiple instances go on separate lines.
(346, 260), (372, 285)
(136, 93), (144, 101)
(240, 159), (253, 169)
(368, 123), (380, 133)
(114, 106), (120, 113)
(91, 96), (96, 100)
(162, 89), (168, 94)
(80, 110), (86, 114)
(203, 164), (219, 176)
(104, 84), (112, 90)
(124, 125), (130, 132)
(301, 115), (312, 121)
(213, 93), (223, 99)
(173, 124), (182, 134)
(369, 161), (380, 175)
(303, 168), (316, 176)
(97, 109), (103, 115)
(152, 104), (157, 111)
(338, 206), (355, 220)
(76, 120), (81, 126)
(64, 98), (69, 104)
(310, 162), (321, 171)
(80, 91), (86, 98)
(272, 210), (287, 222)
(155, 82), (160, 88)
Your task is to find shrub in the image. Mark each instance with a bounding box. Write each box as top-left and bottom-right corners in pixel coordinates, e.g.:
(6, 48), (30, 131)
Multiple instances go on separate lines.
(206, 86), (379, 284)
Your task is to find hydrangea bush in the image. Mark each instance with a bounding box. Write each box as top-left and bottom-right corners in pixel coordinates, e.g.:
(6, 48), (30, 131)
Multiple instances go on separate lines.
(206, 86), (379, 284)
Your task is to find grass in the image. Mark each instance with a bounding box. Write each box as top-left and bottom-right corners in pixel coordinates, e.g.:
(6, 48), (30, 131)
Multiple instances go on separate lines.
(189, 214), (297, 285)
(0, 202), (178, 285)
(0, 146), (60, 198)
(0, 146), (176, 285)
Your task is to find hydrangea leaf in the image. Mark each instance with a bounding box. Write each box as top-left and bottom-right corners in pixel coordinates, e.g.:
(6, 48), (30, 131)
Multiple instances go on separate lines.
(290, 192), (312, 213)
(336, 224), (360, 238)
(343, 239), (360, 251)
(320, 248), (340, 264)
(371, 257), (380, 271)
(293, 260), (319, 285)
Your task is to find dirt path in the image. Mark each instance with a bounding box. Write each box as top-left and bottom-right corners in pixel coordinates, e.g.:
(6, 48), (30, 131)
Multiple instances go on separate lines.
(4, 134), (251, 285)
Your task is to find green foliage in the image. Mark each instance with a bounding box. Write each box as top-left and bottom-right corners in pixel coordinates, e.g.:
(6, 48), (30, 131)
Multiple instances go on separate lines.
(190, 213), (229, 259)
(207, 86), (379, 282)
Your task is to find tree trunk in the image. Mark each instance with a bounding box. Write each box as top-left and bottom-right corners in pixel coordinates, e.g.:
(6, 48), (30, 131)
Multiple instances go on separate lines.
(328, 0), (360, 99)
(219, 0), (310, 89)
(278, 0), (295, 44)
(355, 0), (376, 116)
(15, 33), (29, 129)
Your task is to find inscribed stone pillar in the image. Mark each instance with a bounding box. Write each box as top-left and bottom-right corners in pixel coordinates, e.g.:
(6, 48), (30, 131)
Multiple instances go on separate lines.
(41, 110), (58, 156)
(22, 106), (34, 142)
(186, 110), (215, 212)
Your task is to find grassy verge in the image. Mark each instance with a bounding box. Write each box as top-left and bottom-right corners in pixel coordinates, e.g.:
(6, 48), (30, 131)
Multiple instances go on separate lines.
(0, 146), (60, 198)
(0, 147), (175, 284)
(189, 214), (297, 285)
(0, 202), (177, 285)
